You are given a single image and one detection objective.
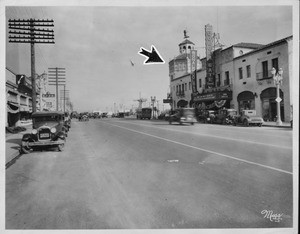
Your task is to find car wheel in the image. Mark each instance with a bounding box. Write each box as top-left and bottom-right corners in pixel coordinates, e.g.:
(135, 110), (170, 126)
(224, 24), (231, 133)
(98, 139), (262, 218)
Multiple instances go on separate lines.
(58, 143), (65, 152)
(191, 122), (194, 125)
(21, 140), (33, 154)
(243, 119), (249, 127)
(258, 123), (262, 127)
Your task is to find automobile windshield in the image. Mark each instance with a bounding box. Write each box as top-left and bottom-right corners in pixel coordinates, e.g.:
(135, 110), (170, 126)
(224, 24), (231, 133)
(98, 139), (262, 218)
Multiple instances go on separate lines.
(34, 115), (61, 122)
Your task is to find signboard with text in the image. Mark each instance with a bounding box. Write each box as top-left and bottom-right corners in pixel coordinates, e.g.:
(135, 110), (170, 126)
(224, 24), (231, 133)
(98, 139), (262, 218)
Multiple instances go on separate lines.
(193, 91), (232, 102)
(190, 50), (197, 94)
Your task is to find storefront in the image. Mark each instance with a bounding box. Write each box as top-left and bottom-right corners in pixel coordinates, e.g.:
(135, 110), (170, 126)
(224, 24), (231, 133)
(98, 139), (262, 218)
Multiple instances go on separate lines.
(260, 87), (284, 122)
(237, 91), (255, 114)
(193, 90), (232, 110)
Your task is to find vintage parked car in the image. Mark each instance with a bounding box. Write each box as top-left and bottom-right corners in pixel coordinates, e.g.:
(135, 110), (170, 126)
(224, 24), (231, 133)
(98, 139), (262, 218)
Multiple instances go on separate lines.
(233, 110), (264, 127)
(169, 108), (197, 125)
(20, 111), (67, 154)
(211, 108), (238, 125)
(64, 112), (71, 131)
(197, 110), (216, 123)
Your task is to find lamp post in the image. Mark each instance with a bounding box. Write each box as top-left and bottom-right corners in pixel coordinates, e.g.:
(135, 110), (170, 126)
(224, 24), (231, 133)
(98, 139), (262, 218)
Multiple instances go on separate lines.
(271, 67), (283, 126)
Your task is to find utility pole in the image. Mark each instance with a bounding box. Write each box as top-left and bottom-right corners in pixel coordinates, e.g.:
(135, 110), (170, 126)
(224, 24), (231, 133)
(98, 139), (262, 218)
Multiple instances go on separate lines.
(8, 18), (54, 113)
(60, 85), (69, 113)
(48, 67), (66, 111)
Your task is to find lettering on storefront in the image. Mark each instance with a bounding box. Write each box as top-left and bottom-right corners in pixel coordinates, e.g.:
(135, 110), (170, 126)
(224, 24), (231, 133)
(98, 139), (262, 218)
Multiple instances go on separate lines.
(193, 91), (232, 102)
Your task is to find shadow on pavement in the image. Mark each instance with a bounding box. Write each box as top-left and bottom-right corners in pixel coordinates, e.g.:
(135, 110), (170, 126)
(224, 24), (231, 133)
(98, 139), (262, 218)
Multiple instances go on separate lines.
(6, 138), (22, 144)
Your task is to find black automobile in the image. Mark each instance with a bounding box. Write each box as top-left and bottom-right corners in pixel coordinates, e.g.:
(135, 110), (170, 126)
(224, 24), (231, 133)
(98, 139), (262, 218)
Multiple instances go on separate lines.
(197, 110), (216, 123)
(211, 108), (238, 125)
(20, 111), (67, 154)
(169, 108), (197, 125)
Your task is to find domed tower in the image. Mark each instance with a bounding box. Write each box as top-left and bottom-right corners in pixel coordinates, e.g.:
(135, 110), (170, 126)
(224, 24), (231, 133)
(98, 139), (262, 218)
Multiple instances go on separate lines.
(179, 30), (195, 54)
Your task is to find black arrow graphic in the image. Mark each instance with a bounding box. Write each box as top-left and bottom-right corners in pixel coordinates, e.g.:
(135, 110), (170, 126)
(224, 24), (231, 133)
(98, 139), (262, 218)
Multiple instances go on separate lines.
(138, 45), (165, 65)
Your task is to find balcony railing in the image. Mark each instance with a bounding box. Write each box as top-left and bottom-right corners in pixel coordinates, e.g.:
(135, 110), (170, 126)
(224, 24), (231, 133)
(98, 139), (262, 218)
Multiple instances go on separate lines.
(256, 70), (273, 80)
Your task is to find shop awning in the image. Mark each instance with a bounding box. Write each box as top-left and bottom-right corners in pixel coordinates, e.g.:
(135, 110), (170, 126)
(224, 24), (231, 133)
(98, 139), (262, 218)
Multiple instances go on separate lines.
(7, 102), (19, 114)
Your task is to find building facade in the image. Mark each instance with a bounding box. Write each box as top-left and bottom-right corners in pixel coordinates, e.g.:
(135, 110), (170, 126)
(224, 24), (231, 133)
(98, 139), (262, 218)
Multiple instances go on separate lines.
(6, 68), (37, 127)
(169, 34), (293, 122)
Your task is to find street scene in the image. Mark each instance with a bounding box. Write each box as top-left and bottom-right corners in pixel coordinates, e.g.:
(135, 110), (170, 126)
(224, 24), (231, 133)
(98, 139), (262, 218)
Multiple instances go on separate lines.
(2, 1), (299, 233)
(5, 117), (293, 229)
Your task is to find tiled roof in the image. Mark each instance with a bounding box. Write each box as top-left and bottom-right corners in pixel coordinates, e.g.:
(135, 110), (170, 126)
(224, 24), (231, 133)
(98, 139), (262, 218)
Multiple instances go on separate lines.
(233, 42), (264, 49)
(178, 39), (195, 46)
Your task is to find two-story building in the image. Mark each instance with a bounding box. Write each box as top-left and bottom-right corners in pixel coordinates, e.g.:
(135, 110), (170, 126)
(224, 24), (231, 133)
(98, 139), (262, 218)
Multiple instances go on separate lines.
(6, 67), (39, 127)
(233, 36), (293, 122)
(169, 33), (293, 122)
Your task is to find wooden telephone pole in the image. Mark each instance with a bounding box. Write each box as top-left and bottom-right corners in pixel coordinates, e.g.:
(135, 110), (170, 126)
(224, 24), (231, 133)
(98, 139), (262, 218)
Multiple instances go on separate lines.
(8, 19), (54, 113)
(48, 68), (66, 111)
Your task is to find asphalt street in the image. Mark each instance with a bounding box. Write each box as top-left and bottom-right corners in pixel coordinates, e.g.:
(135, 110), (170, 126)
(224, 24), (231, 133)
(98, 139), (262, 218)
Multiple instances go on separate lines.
(5, 118), (293, 229)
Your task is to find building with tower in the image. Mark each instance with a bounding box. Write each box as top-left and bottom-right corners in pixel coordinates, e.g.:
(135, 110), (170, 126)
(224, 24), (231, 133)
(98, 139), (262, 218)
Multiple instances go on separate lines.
(168, 27), (293, 122)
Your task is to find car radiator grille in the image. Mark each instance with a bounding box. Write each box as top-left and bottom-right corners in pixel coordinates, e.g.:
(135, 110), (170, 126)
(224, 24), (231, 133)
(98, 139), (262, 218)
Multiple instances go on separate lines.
(38, 128), (51, 140)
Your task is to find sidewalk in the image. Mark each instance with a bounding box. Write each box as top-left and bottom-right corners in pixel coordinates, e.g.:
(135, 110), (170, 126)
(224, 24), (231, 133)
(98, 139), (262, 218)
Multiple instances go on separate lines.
(262, 121), (292, 128)
(5, 122), (32, 166)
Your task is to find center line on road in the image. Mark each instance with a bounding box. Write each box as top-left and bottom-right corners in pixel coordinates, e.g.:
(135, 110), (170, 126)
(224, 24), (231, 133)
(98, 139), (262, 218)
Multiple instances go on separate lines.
(108, 120), (292, 150)
(102, 121), (293, 175)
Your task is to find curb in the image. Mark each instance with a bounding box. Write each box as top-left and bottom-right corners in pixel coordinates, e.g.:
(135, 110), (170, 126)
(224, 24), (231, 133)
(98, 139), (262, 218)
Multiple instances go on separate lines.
(6, 148), (22, 169)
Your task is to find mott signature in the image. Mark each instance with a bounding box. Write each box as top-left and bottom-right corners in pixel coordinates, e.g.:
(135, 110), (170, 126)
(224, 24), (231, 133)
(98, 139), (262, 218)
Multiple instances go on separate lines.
(261, 210), (283, 222)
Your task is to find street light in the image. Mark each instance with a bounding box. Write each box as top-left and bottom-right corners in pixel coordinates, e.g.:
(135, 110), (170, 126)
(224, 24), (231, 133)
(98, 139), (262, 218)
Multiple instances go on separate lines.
(151, 96), (156, 119)
(271, 67), (283, 126)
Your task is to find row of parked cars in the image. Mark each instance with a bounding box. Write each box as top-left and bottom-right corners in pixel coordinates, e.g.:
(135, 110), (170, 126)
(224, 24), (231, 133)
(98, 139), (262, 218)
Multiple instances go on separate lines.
(167, 108), (264, 127)
(21, 111), (71, 154)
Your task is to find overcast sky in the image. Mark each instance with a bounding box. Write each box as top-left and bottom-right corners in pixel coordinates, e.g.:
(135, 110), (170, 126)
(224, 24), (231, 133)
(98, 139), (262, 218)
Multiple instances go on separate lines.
(2, 1), (296, 112)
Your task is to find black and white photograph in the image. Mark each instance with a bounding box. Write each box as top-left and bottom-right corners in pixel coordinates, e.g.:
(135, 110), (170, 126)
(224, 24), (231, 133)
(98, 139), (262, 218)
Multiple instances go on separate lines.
(1, 0), (299, 233)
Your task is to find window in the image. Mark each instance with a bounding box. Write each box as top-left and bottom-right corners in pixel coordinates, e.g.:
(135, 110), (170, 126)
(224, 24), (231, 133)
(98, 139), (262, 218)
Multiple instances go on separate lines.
(262, 61), (268, 78)
(217, 74), (221, 86)
(239, 67), (243, 79)
(246, 65), (251, 78)
(199, 79), (202, 88)
(225, 71), (230, 85)
(272, 58), (278, 72)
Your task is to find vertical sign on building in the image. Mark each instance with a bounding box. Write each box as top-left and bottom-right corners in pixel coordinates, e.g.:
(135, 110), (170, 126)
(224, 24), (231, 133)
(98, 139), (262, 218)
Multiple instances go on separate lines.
(205, 24), (215, 88)
(190, 50), (197, 94)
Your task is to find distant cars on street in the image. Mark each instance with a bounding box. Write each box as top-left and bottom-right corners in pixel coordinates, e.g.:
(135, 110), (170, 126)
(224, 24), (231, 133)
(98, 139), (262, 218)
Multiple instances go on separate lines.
(169, 108), (197, 125)
(211, 108), (238, 125)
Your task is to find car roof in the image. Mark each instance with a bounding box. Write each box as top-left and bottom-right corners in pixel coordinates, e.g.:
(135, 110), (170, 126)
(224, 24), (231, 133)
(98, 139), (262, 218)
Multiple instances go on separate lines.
(32, 111), (64, 117)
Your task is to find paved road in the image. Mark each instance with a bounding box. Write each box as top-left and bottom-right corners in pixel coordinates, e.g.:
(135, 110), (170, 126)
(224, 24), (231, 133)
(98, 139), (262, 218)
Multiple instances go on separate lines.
(6, 118), (293, 229)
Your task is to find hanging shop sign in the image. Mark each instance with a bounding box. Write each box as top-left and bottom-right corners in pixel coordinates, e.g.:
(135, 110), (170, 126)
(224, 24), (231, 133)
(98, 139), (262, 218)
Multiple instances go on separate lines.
(190, 50), (197, 94)
(42, 91), (55, 98)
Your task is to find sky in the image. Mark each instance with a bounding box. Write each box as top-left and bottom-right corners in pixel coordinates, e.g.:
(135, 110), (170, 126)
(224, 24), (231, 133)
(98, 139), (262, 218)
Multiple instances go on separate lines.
(1, 0), (297, 113)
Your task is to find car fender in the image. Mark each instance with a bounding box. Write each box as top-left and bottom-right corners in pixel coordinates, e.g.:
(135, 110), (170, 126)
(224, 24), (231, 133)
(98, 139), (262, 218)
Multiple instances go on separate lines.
(56, 132), (66, 140)
(22, 133), (32, 141)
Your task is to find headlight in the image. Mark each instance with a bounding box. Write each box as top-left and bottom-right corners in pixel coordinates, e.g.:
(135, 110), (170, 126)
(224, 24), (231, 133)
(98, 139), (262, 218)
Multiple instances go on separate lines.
(180, 117), (185, 120)
(51, 128), (57, 133)
(31, 129), (37, 134)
